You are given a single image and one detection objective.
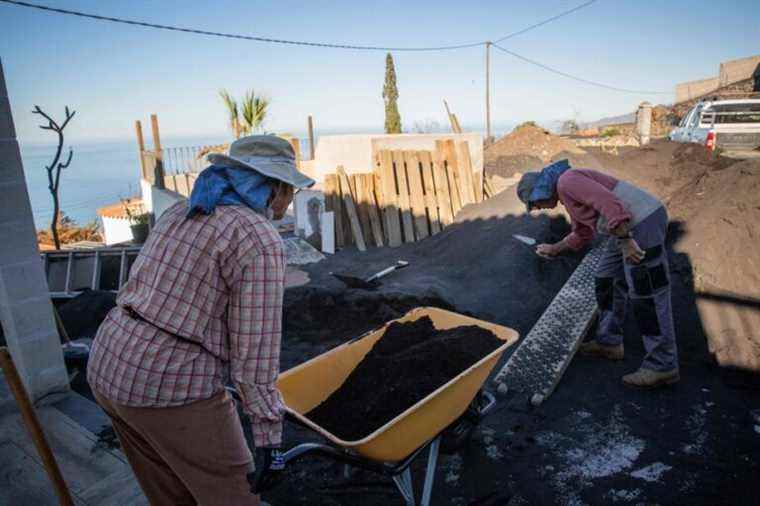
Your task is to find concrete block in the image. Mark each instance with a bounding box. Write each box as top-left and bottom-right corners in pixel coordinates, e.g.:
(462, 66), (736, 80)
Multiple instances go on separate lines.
(0, 139), (23, 184)
(11, 332), (68, 394)
(675, 76), (720, 103)
(720, 55), (760, 86)
(0, 217), (39, 261)
(0, 59), (68, 401)
(0, 259), (50, 303)
(0, 60), (8, 105)
(0, 98), (14, 141)
(0, 180), (34, 224)
(0, 296), (58, 342)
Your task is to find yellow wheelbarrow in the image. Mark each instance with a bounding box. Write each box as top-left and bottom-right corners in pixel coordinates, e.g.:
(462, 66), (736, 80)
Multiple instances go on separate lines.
(267, 307), (518, 505)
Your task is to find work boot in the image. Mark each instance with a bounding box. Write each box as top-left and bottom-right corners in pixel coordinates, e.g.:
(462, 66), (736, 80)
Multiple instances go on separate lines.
(622, 368), (680, 389)
(578, 340), (624, 361)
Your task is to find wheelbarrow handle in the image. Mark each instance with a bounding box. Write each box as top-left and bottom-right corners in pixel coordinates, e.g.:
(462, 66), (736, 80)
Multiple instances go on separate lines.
(478, 390), (497, 417)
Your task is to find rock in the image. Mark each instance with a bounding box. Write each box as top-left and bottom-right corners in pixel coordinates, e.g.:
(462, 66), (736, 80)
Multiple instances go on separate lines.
(530, 393), (544, 406)
(497, 382), (509, 395)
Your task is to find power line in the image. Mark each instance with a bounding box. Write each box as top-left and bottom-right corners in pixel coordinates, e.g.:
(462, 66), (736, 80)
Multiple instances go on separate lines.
(494, 0), (597, 43)
(1, 0), (596, 52)
(0, 0), (483, 51)
(491, 43), (671, 95)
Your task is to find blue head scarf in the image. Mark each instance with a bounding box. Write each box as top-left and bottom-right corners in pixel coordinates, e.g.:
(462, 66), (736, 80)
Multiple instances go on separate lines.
(186, 164), (274, 218)
(528, 159), (571, 203)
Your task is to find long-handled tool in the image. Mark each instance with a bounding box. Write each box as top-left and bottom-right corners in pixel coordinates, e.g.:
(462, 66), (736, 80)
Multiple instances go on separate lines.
(0, 347), (75, 506)
(332, 260), (409, 290)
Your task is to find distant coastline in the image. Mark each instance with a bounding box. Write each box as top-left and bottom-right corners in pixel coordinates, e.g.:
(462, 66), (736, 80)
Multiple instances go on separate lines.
(20, 125), (518, 231)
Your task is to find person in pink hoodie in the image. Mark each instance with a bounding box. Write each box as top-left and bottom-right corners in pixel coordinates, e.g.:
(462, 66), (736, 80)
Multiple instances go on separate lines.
(517, 160), (679, 388)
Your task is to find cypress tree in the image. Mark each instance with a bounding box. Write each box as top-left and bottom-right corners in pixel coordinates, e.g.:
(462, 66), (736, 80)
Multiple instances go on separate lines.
(383, 53), (402, 134)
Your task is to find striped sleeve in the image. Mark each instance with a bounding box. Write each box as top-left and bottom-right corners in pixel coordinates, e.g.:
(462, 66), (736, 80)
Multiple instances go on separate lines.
(226, 230), (286, 447)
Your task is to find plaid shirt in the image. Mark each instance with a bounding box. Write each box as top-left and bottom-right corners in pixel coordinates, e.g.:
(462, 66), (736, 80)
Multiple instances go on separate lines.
(87, 202), (286, 447)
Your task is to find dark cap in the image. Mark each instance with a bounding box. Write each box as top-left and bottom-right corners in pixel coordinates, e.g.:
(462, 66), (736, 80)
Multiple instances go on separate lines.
(516, 172), (540, 212)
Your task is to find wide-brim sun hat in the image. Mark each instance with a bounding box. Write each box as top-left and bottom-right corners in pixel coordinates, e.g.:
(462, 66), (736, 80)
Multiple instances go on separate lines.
(207, 135), (315, 189)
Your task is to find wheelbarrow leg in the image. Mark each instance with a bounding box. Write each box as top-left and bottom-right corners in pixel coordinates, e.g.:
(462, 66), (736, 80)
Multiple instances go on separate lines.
(420, 436), (441, 506)
(393, 468), (415, 506)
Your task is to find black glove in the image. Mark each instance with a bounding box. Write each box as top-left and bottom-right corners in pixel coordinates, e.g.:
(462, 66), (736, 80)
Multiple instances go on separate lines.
(247, 447), (286, 494)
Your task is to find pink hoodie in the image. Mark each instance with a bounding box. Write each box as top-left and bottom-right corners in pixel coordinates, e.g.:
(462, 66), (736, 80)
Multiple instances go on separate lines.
(556, 169), (632, 250)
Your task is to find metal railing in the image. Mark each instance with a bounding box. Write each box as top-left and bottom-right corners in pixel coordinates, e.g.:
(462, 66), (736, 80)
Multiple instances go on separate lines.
(163, 144), (227, 174)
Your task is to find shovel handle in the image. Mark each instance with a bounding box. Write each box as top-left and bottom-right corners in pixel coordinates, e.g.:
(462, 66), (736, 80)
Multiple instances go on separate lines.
(0, 348), (74, 506)
(366, 262), (409, 282)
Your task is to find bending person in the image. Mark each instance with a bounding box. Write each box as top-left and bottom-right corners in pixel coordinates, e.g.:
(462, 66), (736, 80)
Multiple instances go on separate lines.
(516, 160), (679, 389)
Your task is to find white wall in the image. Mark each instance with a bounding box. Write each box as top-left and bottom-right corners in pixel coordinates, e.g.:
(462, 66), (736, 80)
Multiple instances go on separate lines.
(101, 217), (135, 245)
(140, 178), (153, 213)
(311, 133), (484, 182)
(151, 186), (187, 221)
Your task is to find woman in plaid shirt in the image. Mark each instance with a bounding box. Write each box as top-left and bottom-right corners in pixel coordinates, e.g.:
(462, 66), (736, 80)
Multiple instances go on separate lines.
(88, 136), (314, 505)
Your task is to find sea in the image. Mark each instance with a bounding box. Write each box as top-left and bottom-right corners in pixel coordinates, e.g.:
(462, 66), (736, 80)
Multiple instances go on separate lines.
(20, 126), (505, 231)
(19, 134), (303, 230)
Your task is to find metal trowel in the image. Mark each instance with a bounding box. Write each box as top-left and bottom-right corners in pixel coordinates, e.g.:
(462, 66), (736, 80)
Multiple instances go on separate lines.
(513, 234), (554, 259)
(513, 234), (573, 262)
(332, 260), (410, 290)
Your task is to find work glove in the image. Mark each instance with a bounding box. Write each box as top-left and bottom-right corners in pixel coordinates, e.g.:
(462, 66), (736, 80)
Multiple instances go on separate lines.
(248, 447), (286, 494)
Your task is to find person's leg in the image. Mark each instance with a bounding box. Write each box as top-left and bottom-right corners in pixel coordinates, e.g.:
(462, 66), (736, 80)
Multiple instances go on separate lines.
(594, 241), (627, 347)
(622, 207), (679, 386)
(93, 391), (196, 505)
(581, 240), (626, 360)
(109, 391), (259, 506)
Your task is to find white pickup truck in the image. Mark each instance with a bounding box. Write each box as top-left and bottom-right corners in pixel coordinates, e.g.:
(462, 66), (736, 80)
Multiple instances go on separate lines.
(669, 99), (760, 152)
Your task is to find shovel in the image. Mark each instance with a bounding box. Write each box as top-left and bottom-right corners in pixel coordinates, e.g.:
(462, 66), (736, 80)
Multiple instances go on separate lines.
(332, 260), (410, 290)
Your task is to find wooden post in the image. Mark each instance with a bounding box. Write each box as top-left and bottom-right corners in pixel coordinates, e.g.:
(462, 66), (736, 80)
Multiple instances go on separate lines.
(404, 151), (429, 240)
(324, 174), (344, 248)
(379, 150), (402, 247)
(150, 114), (165, 189)
(431, 150), (454, 226)
(419, 151), (442, 234)
(392, 150), (415, 243)
(455, 141), (476, 205)
(135, 120), (146, 178)
(288, 138), (301, 167)
(337, 167), (366, 252)
(364, 174), (385, 247)
(485, 41), (492, 143)
(451, 114), (463, 134)
(353, 175), (373, 246)
(0, 348), (75, 506)
(437, 140), (462, 215)
(307, 116), (315, 160)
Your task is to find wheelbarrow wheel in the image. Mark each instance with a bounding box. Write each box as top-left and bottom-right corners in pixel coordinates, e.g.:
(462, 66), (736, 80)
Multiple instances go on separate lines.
(440, 391), (486, 454)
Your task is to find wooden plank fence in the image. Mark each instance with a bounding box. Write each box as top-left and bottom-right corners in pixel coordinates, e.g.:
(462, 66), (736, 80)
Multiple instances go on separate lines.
(327, 140), (483, 250)
(163, 172), (199, 197)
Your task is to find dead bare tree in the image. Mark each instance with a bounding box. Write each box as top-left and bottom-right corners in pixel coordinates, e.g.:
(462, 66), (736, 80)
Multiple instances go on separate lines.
(32, 105), (76, 250)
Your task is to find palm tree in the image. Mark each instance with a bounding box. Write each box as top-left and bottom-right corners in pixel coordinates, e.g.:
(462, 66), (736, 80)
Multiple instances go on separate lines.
(240, 90), (269, 135)
(219, 89), (241, 138)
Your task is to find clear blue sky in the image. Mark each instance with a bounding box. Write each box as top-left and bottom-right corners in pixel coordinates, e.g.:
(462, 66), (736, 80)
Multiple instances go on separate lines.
(2, 0), (758, 145)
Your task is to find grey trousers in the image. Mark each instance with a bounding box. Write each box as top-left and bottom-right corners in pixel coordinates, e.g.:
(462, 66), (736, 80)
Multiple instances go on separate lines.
(594, 206), (679, 371)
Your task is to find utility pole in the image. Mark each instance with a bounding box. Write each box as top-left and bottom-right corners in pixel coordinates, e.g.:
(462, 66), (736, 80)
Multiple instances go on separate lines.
(485, 41), (492, 143)
(307, 115), (315, 160)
